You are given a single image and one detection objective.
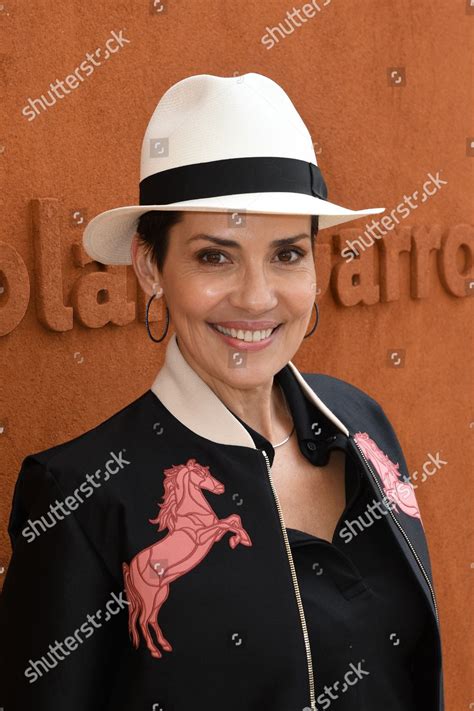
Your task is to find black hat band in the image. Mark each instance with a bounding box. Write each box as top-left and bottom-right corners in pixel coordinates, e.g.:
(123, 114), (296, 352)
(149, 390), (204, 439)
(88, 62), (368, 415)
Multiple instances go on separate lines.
(139, 156), (328, 206)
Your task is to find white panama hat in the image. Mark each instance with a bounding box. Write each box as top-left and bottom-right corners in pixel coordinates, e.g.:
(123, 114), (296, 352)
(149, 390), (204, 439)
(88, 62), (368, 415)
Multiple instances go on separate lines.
(82, 72), (385, 265)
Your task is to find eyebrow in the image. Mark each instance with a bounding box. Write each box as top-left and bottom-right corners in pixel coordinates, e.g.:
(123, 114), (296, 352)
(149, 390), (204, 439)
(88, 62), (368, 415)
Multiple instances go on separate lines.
(187, 233), (311, 248)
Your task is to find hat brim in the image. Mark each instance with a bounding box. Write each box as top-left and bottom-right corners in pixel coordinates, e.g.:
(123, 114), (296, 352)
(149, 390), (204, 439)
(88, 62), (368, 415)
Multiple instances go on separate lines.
(82, 192), (385, 265)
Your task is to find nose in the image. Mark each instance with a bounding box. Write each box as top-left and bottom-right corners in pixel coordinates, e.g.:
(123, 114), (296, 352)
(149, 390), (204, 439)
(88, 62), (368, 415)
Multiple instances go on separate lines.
(228, 263), (278, 314)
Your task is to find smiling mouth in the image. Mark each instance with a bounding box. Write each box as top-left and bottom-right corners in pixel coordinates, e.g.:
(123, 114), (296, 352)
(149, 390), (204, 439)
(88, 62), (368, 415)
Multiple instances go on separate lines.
(207, 323), (282, 343)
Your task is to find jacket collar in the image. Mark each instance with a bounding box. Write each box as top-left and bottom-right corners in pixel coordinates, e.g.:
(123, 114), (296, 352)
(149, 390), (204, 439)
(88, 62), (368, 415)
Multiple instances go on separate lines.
(150, 332), (349, 448)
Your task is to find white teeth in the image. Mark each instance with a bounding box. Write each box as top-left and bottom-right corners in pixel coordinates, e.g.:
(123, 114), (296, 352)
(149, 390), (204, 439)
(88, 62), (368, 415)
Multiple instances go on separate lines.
(213, 324), (275, 342)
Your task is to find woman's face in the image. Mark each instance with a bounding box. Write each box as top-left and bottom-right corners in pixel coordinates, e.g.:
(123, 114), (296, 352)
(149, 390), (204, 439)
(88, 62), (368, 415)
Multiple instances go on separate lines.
(133, 211), (317, 388)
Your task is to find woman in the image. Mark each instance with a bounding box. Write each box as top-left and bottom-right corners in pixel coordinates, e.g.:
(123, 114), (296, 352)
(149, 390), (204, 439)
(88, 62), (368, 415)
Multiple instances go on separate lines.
(0, 72), (444, 710)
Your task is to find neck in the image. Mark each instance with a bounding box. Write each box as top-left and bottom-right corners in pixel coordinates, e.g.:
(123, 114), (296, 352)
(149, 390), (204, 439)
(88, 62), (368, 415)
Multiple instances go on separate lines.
(176, 338), (293, 445)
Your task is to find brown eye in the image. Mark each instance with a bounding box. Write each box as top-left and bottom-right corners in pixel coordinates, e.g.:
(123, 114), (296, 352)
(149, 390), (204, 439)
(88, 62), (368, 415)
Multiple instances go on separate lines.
(277, 248), (305, 263)
(197, 250), (229, 265)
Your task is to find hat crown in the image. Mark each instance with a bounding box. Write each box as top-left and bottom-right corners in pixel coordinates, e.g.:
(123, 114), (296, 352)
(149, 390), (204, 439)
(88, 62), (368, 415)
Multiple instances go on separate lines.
(82, 72), (384, 266)
(140, 73), (317, 181)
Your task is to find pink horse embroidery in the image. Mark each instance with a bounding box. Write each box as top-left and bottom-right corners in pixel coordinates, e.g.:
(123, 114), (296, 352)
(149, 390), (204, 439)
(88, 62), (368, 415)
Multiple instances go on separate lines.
(354, 432), (422, 521)
(122, 458), (252, 659)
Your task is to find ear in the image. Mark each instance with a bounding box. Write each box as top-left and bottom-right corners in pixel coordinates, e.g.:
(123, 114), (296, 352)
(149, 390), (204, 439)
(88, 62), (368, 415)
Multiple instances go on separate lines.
(130, 233), (162, 297)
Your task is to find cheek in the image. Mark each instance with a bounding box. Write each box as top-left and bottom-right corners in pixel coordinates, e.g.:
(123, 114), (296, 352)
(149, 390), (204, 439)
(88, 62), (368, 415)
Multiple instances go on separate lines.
(166, 275), (227, 315)
(281, 272), (317, 306)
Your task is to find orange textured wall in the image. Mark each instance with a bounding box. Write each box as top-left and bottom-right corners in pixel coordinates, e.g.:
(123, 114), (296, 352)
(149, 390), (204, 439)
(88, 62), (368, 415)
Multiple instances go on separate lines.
(0, 1), (473, 707)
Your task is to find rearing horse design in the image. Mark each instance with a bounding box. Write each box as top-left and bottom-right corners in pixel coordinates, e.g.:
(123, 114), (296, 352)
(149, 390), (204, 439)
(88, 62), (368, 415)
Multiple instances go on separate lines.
(122, 458), (252, 659)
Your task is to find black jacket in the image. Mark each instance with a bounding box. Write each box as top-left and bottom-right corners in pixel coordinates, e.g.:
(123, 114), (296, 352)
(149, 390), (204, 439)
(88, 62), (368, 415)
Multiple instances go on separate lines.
(0, 333), (444, 710)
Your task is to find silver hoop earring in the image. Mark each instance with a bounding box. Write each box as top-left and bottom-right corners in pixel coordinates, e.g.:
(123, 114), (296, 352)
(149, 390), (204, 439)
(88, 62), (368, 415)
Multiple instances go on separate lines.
(145, 288), (170, 343)
(303, 302), (319, 339)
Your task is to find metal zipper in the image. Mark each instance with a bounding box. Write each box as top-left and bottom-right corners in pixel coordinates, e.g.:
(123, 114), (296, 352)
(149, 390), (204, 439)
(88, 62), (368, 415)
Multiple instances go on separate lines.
(351, 437), (439, 624)
(261, 449), (317, 711)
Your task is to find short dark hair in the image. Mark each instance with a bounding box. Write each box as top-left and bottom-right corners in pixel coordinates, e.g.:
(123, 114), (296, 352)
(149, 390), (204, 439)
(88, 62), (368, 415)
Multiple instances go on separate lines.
(135, 211), (319, 273)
